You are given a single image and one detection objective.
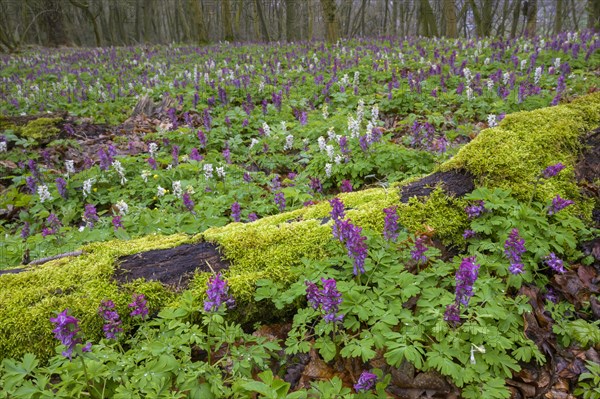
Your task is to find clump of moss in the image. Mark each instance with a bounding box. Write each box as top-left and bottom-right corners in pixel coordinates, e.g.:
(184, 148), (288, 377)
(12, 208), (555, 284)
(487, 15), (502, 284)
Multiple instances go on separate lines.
(18, 117), (62, 142)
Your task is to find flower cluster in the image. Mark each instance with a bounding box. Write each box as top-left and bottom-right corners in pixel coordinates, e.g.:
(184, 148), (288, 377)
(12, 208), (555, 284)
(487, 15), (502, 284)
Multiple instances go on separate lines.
(354, 371), (377, 392)
(55, 177), (68, 199)
(128, 294), (148, 320)
(465, 200), (486, 219)
(445, 256), (480, 326)
(542, 162), (565, 178)
(305, 278), (343, 323)
(42, 213), (62, 237)
(83, 203), (99, 228)
(548, 195), (574, 215)
(544, 252), (566, 274)
(182, 192), (195, 213)
(231, 201), (241, 222)
(330, 201), (368, 275)
(504, 228), (526, 274)
(50, 309), (91, 359)
(382, 207), (399, 242)
(204, 273), (235, 312)
(410, 235), (428, 263)
(274, 191), (286, 212)
(339, 179), (353, 193)
(98, 300), (123, 340)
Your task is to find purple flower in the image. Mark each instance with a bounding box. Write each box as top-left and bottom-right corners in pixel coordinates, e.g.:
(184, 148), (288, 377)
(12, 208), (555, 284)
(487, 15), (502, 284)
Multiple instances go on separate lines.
(410, 236), (428, 263)
(128, 294), (148, 320)
(544, 252), (566, 274)
(55, 177), (68, 199)
(204, 273), (235, 312)
(463, 229), (476, 239)
(305, 278), (343, 323)
(332, 219), (368, 275)
(548, 195), (574, 215)
(50, 309), (89, 359)
(542, 163), (565, 178)
(98, 300), (123, 340)
(354, 371), (377, 392)
(42, 213), (61, 237)
(147, 157), (157, 170)
(28, 159), (41, 182)
(309, 177), (323, 194)
(112, 215), (124, 231)
(383, 207), (399, 242)
(197, 130), (207, 148)
(274, 192), (286, 212)
(465, 201), (485, 219)
(222, 146), (232, 164)
(26, 176), (37, 194)
(190, 148), (203, 162)
(329, 197), (345, 221)
(339, 136), (350, 155)
(243, 172), (252, 183)
(455, 256), (480, 306)
(444, 303), (461, 325)
(248, 212), (258, 222)
(504, 228), (526, 274)
(83, 204), (99, 227)
(98, 148), (113, 171)
(21, 222), (30, 239)
(231, 201), (241, 222)
(340, 179), (353, 193)
(183, 192), (195, 212)
(171, 145), (180, 166)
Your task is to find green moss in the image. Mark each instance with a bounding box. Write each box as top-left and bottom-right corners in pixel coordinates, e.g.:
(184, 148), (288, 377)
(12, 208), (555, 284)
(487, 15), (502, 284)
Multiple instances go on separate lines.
(18, 117), (62, 141)
(0, 233), (194, 361)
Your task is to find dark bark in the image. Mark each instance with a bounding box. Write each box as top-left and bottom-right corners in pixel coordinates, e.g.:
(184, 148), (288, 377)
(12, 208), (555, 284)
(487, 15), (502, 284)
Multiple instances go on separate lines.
(588, 0), (600, 31)
(41, 0), (69, 46)
(285, 0), (297, 41)
(510, 0), (521, 37)
(524, 0), (538, 37)
(443, 0), (457, 37)
(320, 0), (340, 42)
(256, 0), (270, 42)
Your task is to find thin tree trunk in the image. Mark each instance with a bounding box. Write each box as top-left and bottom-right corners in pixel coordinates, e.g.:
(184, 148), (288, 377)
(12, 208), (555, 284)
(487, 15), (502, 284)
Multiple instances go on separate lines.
(285, 0), (297, 41)
(419, 0), (438, 37)
(190, 0), (208, 44)
(320, 0), (340, 43)
(443, 0), (457, 37)
(41, 0), (69, 46)
(588, 0), (600, 30)
(524, 0), (537, 36)
(510, 0), (521, 37)
(255, 0), (270, 41)
(392, 0), (398, 36)
(222, 0), (234, 41)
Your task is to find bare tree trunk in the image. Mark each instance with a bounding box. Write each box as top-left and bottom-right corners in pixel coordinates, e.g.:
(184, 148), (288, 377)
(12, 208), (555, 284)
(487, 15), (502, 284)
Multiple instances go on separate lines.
(285, 0), (297, 41)
(524, 0), (537, 37)
(419, 0), (438, 37)
(588, 0), (600, 31)
(41, 0), (69, 46)
(222, 0), (234, 41)
(308, 0), (314, 40)
(443, 0), (457, 37)
(190, 0), (208, 44)
(392, 0), (398, 36)
(510, 0), (521, 37)
(383, 0), (389, 35)
(496, 0), (511, 37)
(68, 0), (101, 46)
(255, 0), (270, 41)
(320, 0), (339, 42)
(344, 0), (353, 36)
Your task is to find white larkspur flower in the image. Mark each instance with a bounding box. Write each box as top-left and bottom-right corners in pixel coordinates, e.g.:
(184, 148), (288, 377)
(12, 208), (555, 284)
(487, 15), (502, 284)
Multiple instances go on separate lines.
(503, 72), (510, 85)
(148, 142), (158, 158)
(115, 200), (128, 215)
(249, 138), (260, 150)
(186, 185), (195, 194)
(216, 166), (226, 178)
(487, 80), (494, 91)
(157, 186), (166, 197)
(520, 59), (527, 70)
(487, 114), (498, 127)
(37, 185), (52, 203)
(322, 103), (329, 119)
(348, 116), (360, 138)
(172, 181), (182, 198)
(356, 99), (365, 122)
(371, 104), (379, 122)
(554, 58), (561, 70)
(466, 86), (474, 101)
(280, 121), (287, 133)
(262, 122), (271, 137)
(334, 154), (343, 164)
(83, 178), (94, 198)
(325, 163), (332, 178)
(463, 68), (472, 84)
(203, 163), (213, 179)
(327, 126), (337, 141)
(534, 66), (542, 85)
(65, 160), (75, 174)
(0, 141), (6, 152)
(284, 134), (294, 151)
(112, 160), (127, 185)
(141, 170), (151, 183)
(318, 136), (327, 152)
(325, 145), (335, 161)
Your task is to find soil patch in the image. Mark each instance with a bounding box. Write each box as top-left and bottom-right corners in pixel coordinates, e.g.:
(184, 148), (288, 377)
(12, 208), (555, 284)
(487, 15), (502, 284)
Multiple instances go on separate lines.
(114, 242), (229, 290)
(399, 170), (475, 203)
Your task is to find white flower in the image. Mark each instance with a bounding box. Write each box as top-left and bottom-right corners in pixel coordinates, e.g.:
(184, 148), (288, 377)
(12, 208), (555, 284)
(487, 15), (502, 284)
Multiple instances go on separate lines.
(356, 99), (365, 122)
(322, 103), (329, 119)
(203, 164), (213, 179)
(280, 121), (287, 133)
(78, 226), (85, 232)
(348, 116), (360, 138)
(141, 170), (151, 183)
(157, 186), (166, 197)
(262, 122), (271, 137)
(534, 66), (542, 85)
(148, 142), (158, 158)
(520, 59), (527, 70)
(112, 160), (127, 185)
(37, 185), (52, 203)
(327, 127), (337, 141)
(216, 166), (226, 178)
(186, 185), (195, 194)
(463, 68), (472, 84)
(503, 72), (510, 85)
(284, 134), (294, 151)
(554, 57), (561, 70)
(484, 57), (490, 65)
(249, 138), (260, 150)
(65, 160), (75, 175)
(353, 71), (360, 86)
(334, 154), (343, 164)
(487, 80), (494, 91)
(172, 181), (182, 198)
(0, 141), (6, 152)
(325, 145), (335, 161)
(466, 87), (474, 101)
(318, 136), (327, 152)
(325, 163), (332, 177)
(258, 79), (265, 93)
(83, 178), (94, 198)
(371, 104), (379, 122)
(115, 200), (128, 215)
(487, 114), (498, 127)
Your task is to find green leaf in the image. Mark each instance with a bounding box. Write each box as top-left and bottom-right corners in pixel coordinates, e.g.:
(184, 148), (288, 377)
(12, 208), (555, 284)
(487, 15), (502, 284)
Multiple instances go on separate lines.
(314, 336), (337, 362)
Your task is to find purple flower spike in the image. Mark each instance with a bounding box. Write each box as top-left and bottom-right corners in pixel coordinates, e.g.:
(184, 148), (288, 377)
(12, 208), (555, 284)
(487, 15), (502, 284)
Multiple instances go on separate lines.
(128, 294), (148, 320)
(332, 218), (368, 275)
(305, 278), (343, 323)
(383, 207), (399, 242)
(329, 197), (345, 221)
(542, 163), (565, 178)
(183, 192), (195, 212)
(444, 303), (461, 325)
(204, 273), (235, 312)
(98, 300), (123, 340)
(505, 228), (526, 274)
(354, 371), (378, 392)
(340, 179), (353, 193)
(231, 201), (241, 222)
(548, 195), (574, 215)
(21, 222), (30, 239)
(274, 192), (286, 212)
(463, 229), (476, 239)
(465, 201), (485, 219)
(55, 177), (68, 199)
(50, 309), (88, 359)
(544, 253), (566, 274)
(83, 204), (99, 228)
(455, 256), (480, 306)
(112, 215), (124, 231)
(411, 236), (428, 263)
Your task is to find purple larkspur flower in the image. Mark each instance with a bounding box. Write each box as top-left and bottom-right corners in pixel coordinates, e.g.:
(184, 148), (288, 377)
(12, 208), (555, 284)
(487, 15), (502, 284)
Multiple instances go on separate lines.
(548, 195), (574, 215)
(128, 294), (148, 320)
(98, 148), (113, 171)
(147, 157), (157, 170)
(26, 176), (37, 194)
(544, 252), (566, 274)
(310, 177), (323, 194)
(463, 229), (476, 239)
(455, 256), (480, 306)
(542, 163), (565, 178)
(329, 197), (345, 221)
(411, 236), (428, 263)
(183, 192), (195, 212)
(197, 130), (207, 148)
(332, 219), (368, 275)
(50, 309), (90, 359)
(222, 146), (231, 164)
(383, 207), (399, 242)
(340, 179), (353, 193)
(55, 177), (68, 199)
(98, 300), (123, 340)
(465, 201), (485, 219)
(444, 303), (461, 325)
(305, 278), (343, 323)
(190, 148), (203, 161)
(83, 204), (99, 228)
(354, 371), (377, 392)
(505, 228), (526, 274)
(274, 192), (286, 212)
(231, 201), (241, 222)
(248, 212), (258, 222)
(204, 273), (235, 312)
(42, 213), (61, 237)
(171, 145), (180, 166)
(28, 159), (41, 182)
(339, 136), (350, 155)
(243, 172), (252, 183)
(21, 222), (30, 239)
(112, 215), (124, 231)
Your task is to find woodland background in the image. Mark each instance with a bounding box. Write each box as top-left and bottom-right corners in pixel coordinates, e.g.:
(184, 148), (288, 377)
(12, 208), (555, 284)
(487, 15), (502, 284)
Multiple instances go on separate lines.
(1, 0), (600, 52)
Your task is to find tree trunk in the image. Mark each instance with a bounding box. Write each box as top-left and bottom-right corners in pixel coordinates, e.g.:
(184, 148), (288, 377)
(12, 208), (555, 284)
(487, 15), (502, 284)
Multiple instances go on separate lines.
(285, 0), (297, 41)
(190, 0), (208, 44)
(497, 0), (511, 37)
(255, 0), (270, 41)
(510, 0), (521, 37)
(443, 0), (457, 37)
(524, 0), (537, 37)
(41, 0), (69, 46)
(320, 0), (340, 43)
(392, 0), (398, 36)
(419, 0), (438, 37)
(588, 0), (600, 31)
(222, 0), (234, 41)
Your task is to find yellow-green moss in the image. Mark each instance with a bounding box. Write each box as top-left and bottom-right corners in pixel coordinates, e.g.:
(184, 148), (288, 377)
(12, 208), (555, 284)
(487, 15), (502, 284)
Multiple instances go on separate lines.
(0, 233), (195, 361)
(18, 117), (62, 141)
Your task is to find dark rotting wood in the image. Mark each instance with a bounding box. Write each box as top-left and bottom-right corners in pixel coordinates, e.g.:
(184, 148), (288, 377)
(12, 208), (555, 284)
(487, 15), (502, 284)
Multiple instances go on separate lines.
(399, 170), (476, 203)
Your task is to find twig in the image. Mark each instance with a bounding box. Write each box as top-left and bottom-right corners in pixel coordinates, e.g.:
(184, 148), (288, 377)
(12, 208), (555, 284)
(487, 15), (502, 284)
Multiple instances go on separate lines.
(28, 250), (84, 266)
